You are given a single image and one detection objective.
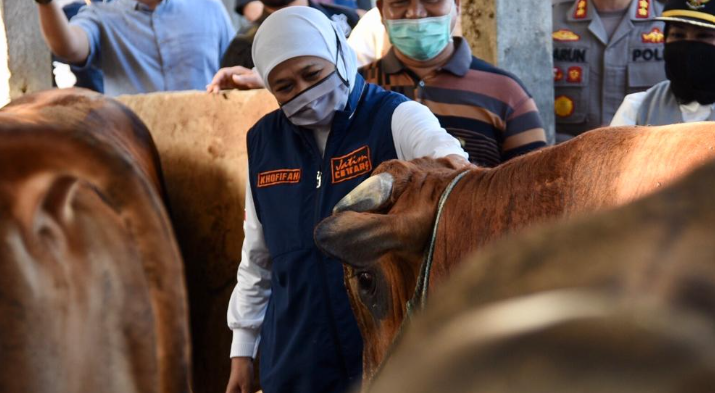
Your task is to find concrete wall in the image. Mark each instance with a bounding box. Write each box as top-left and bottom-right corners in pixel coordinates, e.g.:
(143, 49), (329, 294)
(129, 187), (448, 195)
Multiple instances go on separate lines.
(461, 0), (555, 144)
(118, 89), (279, 393)
(0, 1), (51, 108)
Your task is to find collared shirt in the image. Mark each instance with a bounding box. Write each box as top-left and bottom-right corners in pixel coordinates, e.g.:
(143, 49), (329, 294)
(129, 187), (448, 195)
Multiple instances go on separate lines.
(70, 0), (235, 96)
(611, 91), (715, 126)
(347, 7), (391, 67)
(360, 38), (547, 167)
(552, 0), (666, 136)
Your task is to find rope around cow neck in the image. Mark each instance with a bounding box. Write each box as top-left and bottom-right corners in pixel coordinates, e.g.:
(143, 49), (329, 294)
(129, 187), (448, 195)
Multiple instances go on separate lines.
(369, 169), (470, 383)
(407, 169), (471, 314)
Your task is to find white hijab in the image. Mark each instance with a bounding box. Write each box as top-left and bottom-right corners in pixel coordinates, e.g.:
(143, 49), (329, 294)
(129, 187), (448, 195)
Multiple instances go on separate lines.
(252, 7), (358, 93)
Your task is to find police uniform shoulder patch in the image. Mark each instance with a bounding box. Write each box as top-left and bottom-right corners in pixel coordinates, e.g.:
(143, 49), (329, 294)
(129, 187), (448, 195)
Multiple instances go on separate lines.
(574, 0), (588, 19)
(555, 96), (575, 118)
(566, 66), (583, 83)
(636, 0), (651, 18)
(554, 67), (564, 82)
(553, 29), (581, 42)
(641, 27), (664, 43)
(258, 169), (302, 188)
(331, 146), (373, 184)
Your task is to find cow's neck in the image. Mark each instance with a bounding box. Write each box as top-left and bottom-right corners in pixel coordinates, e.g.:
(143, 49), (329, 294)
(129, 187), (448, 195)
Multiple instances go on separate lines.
(427, 145), (611, 289)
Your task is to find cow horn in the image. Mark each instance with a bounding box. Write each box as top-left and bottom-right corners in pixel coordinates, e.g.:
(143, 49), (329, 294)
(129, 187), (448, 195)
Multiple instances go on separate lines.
(333, 173), (394, 214)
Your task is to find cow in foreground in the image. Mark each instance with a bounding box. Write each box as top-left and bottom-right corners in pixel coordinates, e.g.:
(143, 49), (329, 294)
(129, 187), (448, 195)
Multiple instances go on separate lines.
(314, 123), (715, 379)
(364, 155), (715, 393)
(0, 89), (190, 393)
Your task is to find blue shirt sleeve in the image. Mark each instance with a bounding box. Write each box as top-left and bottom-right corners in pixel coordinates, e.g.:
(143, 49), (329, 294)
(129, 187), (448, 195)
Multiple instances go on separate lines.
(68, 5), (102, 70)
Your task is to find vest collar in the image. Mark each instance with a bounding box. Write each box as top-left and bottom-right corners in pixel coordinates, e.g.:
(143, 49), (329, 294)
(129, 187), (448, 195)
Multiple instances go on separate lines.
(340, 73), (366, 119)
(331, 73), (366, 131)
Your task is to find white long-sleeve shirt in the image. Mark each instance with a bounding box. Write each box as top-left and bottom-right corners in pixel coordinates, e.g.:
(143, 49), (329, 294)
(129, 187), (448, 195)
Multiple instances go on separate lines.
(227, 100), (468, 358)
(611, 91), (715, 126)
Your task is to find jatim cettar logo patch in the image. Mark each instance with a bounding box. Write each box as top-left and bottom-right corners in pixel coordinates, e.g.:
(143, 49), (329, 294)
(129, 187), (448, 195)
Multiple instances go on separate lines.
(331, 146), (373, 184)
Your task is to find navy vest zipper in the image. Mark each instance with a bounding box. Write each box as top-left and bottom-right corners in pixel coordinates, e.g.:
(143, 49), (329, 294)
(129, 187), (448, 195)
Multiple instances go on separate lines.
(300, 127), (351, 380)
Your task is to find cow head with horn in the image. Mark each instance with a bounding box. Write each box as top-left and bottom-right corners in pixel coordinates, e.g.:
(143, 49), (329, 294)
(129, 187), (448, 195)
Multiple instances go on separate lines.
(315, 156), (469, 379)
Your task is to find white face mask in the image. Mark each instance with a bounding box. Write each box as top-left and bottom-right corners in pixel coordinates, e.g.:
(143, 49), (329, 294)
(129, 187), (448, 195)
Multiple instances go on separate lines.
(280, 70), (350, 128)
(279, 31), (351, 129)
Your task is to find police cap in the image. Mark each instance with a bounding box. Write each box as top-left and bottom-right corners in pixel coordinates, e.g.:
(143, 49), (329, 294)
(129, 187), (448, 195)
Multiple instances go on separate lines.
(657, 0), (715, 29)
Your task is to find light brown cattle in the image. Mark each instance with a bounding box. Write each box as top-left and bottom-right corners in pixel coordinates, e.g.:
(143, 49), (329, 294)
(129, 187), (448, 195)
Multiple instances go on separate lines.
(118, 90), (278, 393)
(0, 89), (190, 393)
(365, 155), (715, 393)
(315, 123), (715, 379)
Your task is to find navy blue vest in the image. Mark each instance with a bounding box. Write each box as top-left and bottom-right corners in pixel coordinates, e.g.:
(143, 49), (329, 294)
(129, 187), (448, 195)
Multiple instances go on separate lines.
(247, 74), (405, 393)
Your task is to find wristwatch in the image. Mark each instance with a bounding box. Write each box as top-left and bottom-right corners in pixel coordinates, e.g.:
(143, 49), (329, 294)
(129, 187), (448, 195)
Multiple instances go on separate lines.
(35, 0), (53, 4)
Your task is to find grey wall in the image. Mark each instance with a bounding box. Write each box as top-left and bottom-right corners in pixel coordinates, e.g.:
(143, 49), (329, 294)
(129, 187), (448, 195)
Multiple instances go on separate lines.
(0, 1), (52, 107)
(461, 0), (555, 145)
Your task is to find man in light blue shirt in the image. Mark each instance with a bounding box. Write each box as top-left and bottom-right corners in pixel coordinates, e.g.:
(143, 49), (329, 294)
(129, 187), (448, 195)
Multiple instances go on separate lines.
(36, 0), (235, 96)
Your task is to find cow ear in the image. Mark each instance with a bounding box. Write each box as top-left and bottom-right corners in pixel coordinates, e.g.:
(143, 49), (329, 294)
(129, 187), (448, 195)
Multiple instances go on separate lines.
(314, 211), (401, 269)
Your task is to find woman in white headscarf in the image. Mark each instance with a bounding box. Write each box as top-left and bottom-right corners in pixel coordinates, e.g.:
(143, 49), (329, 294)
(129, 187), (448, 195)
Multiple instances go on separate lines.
(225, 7), (468, 393)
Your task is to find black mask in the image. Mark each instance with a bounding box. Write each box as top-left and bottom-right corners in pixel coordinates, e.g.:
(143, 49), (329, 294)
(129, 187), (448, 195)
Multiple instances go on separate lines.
(664, 41), (715, 105)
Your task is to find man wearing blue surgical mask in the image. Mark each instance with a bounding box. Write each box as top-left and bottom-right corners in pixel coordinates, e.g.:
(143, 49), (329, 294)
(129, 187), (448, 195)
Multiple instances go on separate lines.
(361, 0), (548, 167)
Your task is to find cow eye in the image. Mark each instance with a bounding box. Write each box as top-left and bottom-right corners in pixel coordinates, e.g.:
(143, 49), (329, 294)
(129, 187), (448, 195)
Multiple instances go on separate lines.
(358, 271), (376, 293)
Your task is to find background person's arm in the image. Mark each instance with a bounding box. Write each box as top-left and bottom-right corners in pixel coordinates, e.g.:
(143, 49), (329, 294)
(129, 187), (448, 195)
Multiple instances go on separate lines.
(391, 100), (469, 164)
(36, 2), (90, 64)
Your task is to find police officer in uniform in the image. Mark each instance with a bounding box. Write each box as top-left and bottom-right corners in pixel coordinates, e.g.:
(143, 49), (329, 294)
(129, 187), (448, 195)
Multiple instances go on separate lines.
(611, 0), (715, 125)
(553, 0), (667, 138)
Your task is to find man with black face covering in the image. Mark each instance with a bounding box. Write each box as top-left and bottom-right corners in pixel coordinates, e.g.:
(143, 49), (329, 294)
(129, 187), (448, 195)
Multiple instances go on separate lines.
(611, 0), (715, 125)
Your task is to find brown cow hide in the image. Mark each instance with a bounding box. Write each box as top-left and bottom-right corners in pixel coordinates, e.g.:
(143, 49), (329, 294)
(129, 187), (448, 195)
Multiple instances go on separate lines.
(0, 89), (190, 393)
(365, 155), (715, 393)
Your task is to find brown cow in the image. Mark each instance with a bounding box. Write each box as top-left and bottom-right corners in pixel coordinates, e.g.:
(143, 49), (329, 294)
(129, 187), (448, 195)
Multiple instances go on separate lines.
(314, 122), (715, 379)
(365, 155), (715, 392)
(0, 89), (191, 393)
(366, 292), (715, 393)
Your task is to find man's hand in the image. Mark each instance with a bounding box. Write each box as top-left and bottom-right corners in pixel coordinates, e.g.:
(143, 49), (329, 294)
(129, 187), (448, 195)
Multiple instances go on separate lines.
(206, 66), (265, 93)
(225, 357), (254, 393)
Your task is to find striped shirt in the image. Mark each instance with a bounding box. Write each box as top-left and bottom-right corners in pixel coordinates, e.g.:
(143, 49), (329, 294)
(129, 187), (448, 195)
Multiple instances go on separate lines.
(360, 38), (547, 167)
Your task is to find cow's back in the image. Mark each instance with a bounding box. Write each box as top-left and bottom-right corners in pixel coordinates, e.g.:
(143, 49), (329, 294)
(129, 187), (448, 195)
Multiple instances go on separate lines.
(431, 123), (715, 284)
(366, 156), (715, 393)
(0, 89), (190, 393)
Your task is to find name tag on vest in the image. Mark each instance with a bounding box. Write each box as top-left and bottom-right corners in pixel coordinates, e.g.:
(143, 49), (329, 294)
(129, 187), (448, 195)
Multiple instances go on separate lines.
(258, 169), (302, 188)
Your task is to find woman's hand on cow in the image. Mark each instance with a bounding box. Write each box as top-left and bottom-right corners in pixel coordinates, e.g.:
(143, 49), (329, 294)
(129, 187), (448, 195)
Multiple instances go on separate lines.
(443, 154), (475, 170)
(225, 356), (254, 393)
(206, 66), (265, 93)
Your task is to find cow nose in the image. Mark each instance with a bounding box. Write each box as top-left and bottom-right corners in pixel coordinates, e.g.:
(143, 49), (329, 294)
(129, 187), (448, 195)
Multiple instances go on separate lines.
(333, 173), (394, 214)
